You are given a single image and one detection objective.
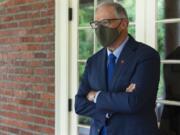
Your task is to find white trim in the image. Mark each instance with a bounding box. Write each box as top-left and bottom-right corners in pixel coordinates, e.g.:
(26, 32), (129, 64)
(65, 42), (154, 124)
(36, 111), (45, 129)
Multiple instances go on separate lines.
(136, 0), (146, 42)
(69, 0), (78, 135)
(161, 60), (180, 64)
(78, 124), (90, 129)
(145, 0), (156, 49)
(157, 99), (180, 106)
(79, 26), (91, 30)
(55, 0), (69, 135)
(78, 59), (87, 63)
(156, 18), (180, 24)
(129, 22), (136, 26)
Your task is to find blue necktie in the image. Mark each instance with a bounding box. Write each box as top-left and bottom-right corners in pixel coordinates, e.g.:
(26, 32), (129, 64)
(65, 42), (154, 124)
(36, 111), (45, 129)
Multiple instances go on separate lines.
(107, 53), (116, 89)
(101, 53), (116, 135)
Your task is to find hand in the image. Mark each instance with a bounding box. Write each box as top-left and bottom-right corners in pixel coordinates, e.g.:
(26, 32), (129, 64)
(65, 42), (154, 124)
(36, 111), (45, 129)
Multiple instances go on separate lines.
(126, 83), (136, 92)
(86, 91), (97, 102)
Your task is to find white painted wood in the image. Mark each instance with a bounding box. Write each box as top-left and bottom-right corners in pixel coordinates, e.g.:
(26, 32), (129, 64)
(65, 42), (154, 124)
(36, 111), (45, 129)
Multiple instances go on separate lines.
(145, 0), (156, 49)
(161, 60), (180, 64)
(55, 0), (69, 135)
(157, 100), (180, 106)
(69, 0), (79, 135)
(156, 18), (180, 24)
(136, 0), (146, 42)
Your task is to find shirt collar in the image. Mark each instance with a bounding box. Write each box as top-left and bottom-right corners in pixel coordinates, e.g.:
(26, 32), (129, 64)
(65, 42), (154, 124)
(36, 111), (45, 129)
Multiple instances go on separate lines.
(107, 36), (129, 61)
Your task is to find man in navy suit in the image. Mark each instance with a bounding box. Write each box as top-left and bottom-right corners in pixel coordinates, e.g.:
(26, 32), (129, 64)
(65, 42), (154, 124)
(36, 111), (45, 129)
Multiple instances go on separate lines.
(75, 2), (160, 135)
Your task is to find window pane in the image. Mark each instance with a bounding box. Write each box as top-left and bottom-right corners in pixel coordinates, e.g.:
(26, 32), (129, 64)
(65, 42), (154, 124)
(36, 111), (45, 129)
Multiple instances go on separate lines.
(116, 0), (136, 22)
(79, 0), (94, 26)
(157, 64), (165, 98)
(78, 126), (89, 135)
(128, 25), (135, 37)
(78, 62), (86, 82)
(157, 0), (180, 20)
(157, 23), (180, 59)
(78, 116), (91, 125)
(95, 41), (103, 52)
(157, 23), (166, 59)
(79, 29), (94, 59)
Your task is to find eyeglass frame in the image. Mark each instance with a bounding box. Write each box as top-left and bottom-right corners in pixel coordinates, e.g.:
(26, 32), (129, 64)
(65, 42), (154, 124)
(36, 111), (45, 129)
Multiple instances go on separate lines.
(90, 18), (126, 29)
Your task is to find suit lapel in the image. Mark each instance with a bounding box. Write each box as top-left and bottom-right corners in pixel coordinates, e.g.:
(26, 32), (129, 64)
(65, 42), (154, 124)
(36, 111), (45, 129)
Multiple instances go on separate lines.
(98, 48), (108, 91)
(110, 36), (137, 91)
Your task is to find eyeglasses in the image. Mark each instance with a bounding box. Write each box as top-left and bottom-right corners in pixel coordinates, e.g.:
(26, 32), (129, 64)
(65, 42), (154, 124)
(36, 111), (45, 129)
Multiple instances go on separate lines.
(90, 18), (124, 29)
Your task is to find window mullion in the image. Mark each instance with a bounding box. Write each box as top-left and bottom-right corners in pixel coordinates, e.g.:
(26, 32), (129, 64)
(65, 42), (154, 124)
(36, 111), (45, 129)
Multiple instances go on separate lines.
(145, 0), (157, 49)
(135, 0), (146, 42)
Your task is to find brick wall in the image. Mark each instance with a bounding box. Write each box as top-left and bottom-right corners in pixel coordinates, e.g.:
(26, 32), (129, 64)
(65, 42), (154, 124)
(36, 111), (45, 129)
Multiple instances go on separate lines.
(0, 0), (55, 134)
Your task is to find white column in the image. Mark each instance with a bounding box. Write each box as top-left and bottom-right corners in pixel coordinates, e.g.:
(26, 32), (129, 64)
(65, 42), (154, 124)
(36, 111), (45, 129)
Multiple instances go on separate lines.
(55, 0), (69, 135)
(69, 0), (78, 135)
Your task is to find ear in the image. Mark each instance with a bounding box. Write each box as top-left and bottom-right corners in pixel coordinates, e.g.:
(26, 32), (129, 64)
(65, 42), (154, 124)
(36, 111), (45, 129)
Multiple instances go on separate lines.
(120, 19), (129, 29)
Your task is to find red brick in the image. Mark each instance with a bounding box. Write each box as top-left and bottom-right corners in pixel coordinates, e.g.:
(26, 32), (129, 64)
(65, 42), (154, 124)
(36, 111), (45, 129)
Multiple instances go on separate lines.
(15, 0), (34, 5)
(41, 127), (54, 134)
(0, 0), (15, 7)
(19, 131), (34, 135)
(41, 9), (54, 17)
(1, 16), (14, 22)
(34, 101), (47, 108)
(34, 52), (47, 58)
(33, 85), (46, 91)
(7, 7), (18, 14)
(34, 68), (47, 75)
(0, 0), (55, 134)
(19, 21), (33, 27)
(19, 5), (33, 11)
(48, 1), (55, 8)
(47, 85), (54, 93)
(47, 119), (54, 126)
(41, 93), (55, 100)
(32, 2), (47, 10)
(0, 125), (19, 134)
(15, 99), (33, 106)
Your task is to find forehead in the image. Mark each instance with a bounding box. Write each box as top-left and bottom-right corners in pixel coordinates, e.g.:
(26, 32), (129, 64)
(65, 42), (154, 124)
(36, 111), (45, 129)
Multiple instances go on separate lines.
(95, 5), (116, 21)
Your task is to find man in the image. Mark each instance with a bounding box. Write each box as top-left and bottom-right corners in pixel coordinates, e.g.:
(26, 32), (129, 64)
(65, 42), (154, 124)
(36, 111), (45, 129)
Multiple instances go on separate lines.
(75, 2), (160, 135)
(159, 47), (180, 135)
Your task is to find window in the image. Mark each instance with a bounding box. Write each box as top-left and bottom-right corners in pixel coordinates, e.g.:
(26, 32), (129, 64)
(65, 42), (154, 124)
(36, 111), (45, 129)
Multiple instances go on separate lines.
(155, 0), (180, 122)
(75, 0), (180, 134)
(156, 0), (180, 97)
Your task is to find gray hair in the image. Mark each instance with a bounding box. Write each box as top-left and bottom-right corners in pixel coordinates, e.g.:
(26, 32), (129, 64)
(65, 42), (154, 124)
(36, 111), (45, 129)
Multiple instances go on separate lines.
(96, 1), (128, 19)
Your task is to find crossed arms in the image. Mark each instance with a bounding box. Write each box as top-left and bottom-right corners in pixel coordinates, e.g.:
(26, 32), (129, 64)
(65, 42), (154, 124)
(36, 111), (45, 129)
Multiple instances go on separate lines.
(75, 52), (160, 119)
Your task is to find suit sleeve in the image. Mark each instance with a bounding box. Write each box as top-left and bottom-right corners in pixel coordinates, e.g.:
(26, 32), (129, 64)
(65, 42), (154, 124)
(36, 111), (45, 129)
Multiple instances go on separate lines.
(96, 52), (160, 113)
(75, 59), (106, 119)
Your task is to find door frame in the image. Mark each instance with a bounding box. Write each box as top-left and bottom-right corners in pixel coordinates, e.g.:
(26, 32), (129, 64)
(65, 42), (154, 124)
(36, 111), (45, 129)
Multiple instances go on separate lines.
(55, 0), (78, 135)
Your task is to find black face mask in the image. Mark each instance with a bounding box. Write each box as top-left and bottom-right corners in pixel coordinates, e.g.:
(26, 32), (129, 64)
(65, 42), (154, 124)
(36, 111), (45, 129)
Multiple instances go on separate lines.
(95, 25), (120, 47)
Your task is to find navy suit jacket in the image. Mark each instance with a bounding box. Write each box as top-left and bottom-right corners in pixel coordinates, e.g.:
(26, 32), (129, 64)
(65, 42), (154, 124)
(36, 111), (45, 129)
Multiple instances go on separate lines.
(75, 35), (160, 135)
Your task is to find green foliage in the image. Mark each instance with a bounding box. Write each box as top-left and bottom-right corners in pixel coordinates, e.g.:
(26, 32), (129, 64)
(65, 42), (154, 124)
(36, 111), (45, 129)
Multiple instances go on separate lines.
(78, 62), (85, 82)
(117, 0), (135, 22)
(157, 0), (165, 97)
(79, 2), (94, 26)
(0, 0), (5, 2)
(157, 0), (165, 20)
(128, 25), (135, 37)
(79, 29), (94, 60)
(79, 116), (91, 125)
